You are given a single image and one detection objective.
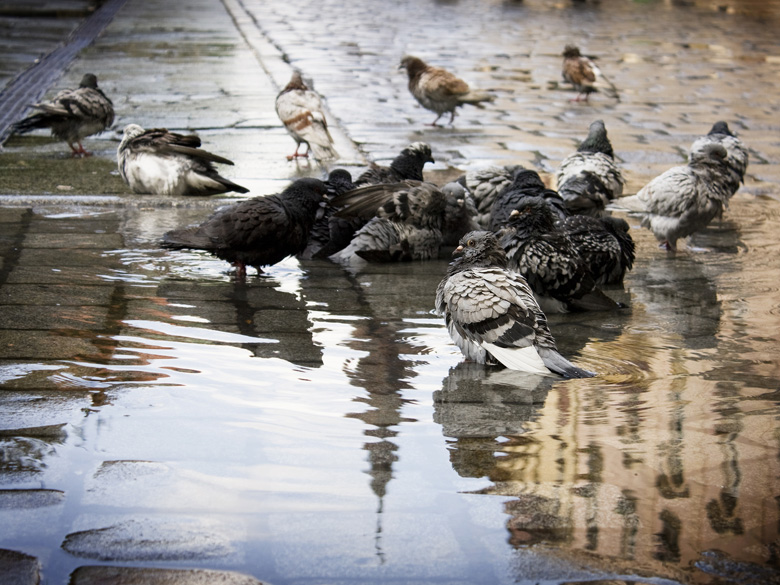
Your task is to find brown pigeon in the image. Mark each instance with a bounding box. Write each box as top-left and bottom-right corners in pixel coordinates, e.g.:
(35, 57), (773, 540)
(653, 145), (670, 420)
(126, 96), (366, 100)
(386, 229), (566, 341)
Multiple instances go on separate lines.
(399, 56), (494, 126)
(11, 73), (114, 156)
(561, 45), (619, 102)
(162, 178), (329, 279)
(275, 71), (338, 161)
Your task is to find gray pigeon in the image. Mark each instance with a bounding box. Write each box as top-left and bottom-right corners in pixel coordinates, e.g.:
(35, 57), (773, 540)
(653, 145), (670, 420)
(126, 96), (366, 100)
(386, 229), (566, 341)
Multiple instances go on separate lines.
(456, 164), (524, 229)
(330, 180), (455, 263)
(435, 231), (595, 378)
(276, 71), (338, 161)
(555, 120), (624, 217)
(399, 56), (494, 126)
(441, 184), (480, 247)
(354, 142), (434, 186)
(617, 143), (733, 251)
(161, 177), (328, 278)
(118, 124), (249, 196)
(689, 121), (748, 199)
(11, 73), (114, 156)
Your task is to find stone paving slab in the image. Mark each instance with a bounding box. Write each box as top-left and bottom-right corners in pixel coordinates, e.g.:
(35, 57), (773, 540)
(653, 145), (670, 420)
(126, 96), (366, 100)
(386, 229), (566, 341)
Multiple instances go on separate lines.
(70, 566), (268, 585)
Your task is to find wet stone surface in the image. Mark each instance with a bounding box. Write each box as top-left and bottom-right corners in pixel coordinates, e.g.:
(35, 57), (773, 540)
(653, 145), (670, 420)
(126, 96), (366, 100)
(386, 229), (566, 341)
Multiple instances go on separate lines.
(0, 1), (779, 585)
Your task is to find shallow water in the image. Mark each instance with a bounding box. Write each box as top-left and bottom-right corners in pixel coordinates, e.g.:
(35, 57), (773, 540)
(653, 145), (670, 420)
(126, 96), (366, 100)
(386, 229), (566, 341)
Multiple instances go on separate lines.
(0, 190), (778, 584)
(2, 0), (780, 583)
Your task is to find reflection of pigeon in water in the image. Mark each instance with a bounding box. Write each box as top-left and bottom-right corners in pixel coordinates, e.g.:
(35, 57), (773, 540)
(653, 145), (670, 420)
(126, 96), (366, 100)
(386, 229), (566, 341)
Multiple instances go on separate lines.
(499, 196), (622, 312)
(330, 180), (453, 263)
(399, 56), (494, 126)
(354, 142), (434, 186)
(489, 169), (568, 231)
(456, 165), (523, 229)
(689, 121), (748, 199)
(275, 71), (338, 161)
(11, 73), (114, 156)
(162, 177), (328, 278)
(118, 124), (249, 196)
(555, 120), (624, 217)
(617, 143), (733, 252)
(561, 45), (619, 102)
(435, 231), (595, 377)
(560, 214), (635, 286)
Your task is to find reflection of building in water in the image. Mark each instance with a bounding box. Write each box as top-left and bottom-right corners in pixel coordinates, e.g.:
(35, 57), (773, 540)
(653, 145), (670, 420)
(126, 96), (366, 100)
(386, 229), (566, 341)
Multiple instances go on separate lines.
(436, 245), (779, 582)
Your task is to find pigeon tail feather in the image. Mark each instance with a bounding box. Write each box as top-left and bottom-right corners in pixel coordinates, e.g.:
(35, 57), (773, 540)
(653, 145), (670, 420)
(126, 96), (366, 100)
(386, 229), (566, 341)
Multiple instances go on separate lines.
(537, 347), (596, 378)
(482, 343), (552, 375)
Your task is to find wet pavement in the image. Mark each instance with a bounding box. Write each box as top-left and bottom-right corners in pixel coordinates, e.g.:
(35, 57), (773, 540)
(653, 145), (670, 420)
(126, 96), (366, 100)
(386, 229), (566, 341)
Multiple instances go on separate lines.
(1, 0), (780, 584)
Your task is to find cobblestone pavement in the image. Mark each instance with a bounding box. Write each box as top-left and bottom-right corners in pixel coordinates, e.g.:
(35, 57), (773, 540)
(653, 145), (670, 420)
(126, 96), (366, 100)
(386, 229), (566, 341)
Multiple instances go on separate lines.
(1, 0), (780, 584)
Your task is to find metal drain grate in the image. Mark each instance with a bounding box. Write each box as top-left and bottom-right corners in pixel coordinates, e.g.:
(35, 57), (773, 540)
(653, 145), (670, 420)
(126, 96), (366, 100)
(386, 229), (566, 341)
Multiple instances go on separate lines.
(0, 0), (128, 147)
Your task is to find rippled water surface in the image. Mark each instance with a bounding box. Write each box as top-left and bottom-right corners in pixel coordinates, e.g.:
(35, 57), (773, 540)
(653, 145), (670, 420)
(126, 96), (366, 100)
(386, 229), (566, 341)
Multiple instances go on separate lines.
(2, 0), (780, 583)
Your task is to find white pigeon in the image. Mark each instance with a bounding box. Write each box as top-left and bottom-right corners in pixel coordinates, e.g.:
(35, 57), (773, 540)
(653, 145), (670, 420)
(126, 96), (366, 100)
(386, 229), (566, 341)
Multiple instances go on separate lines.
(117, 124), (249, 196)
(435, 230), (595, 378)
(275, 71), (338, 161)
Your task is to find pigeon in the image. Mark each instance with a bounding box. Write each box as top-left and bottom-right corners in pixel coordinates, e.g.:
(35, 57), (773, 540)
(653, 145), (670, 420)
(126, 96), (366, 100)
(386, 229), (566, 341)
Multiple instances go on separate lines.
(689, 121), (748, 198)
(489, 168), (569, 231)
(561, 45), (619, 102)
(498, 195), (622, 312)
(555, 120), (625, 217)
(330, 180), (455, 263)
(456, 164), (524, 229)
(161, 177), (329, 278)
(354, 142), (435, 186)
(435, 230), (595, 378)
(441, 184), (480, 247)
(275, 71), (338, 161)
(298, 169), (359, 259)
(616, 143), (733, 252)
(559, 214), (635, 286)
(399, 56), (494, 126)
(117, 124), (249, 196)
(11, 73), (114, 156)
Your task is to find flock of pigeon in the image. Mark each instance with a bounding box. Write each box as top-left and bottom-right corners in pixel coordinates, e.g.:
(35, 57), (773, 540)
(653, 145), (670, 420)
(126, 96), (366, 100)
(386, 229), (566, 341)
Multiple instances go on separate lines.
(9, 47), (749, 378)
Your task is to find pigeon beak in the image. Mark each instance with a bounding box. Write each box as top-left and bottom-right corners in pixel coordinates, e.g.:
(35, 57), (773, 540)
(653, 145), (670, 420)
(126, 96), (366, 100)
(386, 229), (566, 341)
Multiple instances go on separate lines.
(453, 245), (464, 256)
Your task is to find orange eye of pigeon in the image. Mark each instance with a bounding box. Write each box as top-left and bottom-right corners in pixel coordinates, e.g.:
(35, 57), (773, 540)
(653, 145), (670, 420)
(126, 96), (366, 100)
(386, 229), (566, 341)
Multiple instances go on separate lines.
(467, 239), (475, 247)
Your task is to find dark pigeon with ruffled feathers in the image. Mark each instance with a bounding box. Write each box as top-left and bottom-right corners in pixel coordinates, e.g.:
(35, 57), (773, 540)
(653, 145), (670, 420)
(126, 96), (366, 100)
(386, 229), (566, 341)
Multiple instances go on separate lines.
(330, 180), (457, 263)
(560, 214), (635, 286)
(498, 196), (622, 312)
(299, 169), (358, 260)
(689, 121), (748, 199)
(354, 142), (434, 186)
(617, 143), (733, 252)
(435, 231), (595, 378)
(12, 73), (114, 156)
(489, 169), (568, 231)
(162, 178), (328, 278)
(555, 120), (624, 217)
